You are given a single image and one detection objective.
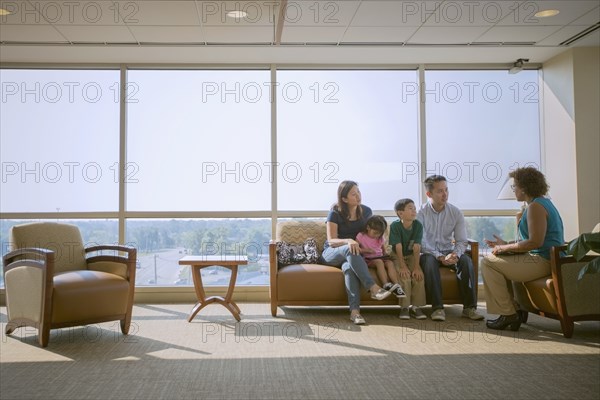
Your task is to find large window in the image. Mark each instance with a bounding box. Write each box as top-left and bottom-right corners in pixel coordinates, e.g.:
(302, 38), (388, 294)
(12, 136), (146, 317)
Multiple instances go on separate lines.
(126, 70), (272, 212)
(425, 70), (541, 210)
(0, 69), (121, 213)
(277, 70), (420, 211)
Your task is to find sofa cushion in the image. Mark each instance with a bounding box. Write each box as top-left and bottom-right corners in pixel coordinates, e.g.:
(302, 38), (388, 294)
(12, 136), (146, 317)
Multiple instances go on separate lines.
(277, 238), (319, 266)
(277, 220), (327, 253)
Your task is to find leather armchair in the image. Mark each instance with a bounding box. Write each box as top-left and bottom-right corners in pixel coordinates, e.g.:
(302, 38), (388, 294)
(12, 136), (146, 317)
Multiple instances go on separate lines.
(513, 238), (600, 338)
(3, 222), (136, 347)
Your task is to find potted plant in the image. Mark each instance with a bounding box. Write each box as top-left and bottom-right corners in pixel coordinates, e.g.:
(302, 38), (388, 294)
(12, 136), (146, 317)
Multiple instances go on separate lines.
(567, 232), (600, 279)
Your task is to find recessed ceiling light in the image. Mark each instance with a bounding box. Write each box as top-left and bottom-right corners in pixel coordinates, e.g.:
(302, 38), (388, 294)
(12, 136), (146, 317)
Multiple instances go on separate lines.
(0, 8), (12, 15)
(535, 9), (560, 18)
(226, 10), (247, 19)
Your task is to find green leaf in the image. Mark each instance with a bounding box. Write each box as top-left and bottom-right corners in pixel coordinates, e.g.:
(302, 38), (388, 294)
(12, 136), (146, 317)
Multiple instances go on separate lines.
(577, 258), (600, 280)
(567, 232), (600, 261)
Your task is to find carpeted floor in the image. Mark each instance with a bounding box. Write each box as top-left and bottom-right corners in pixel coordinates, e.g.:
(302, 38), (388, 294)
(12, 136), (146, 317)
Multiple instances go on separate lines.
(1, 303), (599, 400)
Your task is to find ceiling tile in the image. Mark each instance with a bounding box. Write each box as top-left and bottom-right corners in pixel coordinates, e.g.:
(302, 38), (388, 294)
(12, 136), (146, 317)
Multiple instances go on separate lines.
(476, 26), (563, 43)
(129, 26), (205, 43)
(202, 26), (274, 43)
(536, 25), (594, 46)
(277, 0), (360, 27)
(420, 1), (520, 27)
(198, 0), (276, 26)
(569, 6), (600, 25)
(496, 1), (600, 26)
(352, 0), (438, 27)
(408, 26), (490, 44)
(130, 0), (200, 26)
(39, 1), (131, 26)
(57, 25), (137, 43)
(281, 26), (347, 43)
(0, 24), (67, 42)
(341, 26), (418, 43)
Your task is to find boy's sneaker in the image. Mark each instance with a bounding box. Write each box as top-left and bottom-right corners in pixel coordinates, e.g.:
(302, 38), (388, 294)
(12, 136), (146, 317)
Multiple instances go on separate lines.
(431, 309), (446, 321)
(410, 306), (427, 320)
(462, 307), (484, 321)
(393, 285), (406, 298)
(383, 283), (406, 298)
(399, 307), (410, 320)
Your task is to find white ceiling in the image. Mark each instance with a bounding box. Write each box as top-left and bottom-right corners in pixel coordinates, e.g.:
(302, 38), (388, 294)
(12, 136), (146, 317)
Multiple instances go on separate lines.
(1, 0), (599, 64)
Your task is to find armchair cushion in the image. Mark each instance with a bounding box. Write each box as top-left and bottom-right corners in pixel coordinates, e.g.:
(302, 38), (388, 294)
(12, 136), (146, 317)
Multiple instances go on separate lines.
(52, 270), (130, 324)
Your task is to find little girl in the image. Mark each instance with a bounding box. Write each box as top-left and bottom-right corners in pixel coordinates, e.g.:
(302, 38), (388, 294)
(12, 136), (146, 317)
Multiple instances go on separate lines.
(356, 215), (406, 298)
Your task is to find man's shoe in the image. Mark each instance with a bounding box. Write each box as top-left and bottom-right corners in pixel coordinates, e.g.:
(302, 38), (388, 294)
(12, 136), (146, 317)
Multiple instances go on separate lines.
(410, 306), (427, 320)
(462, 307), (484, 321)
(350, 314), (366, 325)
(371, 288), (392, 301)
(399, 307), (410, 320)
(431, 309), (446, 321)
(486, 313), (521, 331)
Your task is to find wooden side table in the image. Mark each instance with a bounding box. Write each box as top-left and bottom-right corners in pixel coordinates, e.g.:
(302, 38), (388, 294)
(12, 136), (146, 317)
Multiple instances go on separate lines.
(178, 255), (248, 322)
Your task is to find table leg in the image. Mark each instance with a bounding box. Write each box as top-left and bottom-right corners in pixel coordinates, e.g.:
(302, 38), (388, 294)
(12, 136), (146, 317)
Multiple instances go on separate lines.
(187, 264), (241, 322)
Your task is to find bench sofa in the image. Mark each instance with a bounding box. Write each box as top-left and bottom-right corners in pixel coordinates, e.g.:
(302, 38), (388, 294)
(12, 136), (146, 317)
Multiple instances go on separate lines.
(269, 220), (479, 317)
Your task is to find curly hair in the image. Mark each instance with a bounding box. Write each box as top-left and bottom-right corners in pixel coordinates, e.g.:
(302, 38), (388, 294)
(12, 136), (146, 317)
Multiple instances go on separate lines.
(509, 167), (549, 198)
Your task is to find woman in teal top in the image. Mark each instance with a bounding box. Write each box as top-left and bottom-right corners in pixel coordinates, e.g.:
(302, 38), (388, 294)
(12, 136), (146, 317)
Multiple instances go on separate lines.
(518, 196), (564, 260)
(482, 167), (565, 331)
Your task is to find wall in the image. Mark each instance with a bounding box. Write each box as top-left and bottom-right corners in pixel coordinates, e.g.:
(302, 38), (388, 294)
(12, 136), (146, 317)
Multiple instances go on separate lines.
(572, 47), (600, 233)
(542, 47), (600, 239)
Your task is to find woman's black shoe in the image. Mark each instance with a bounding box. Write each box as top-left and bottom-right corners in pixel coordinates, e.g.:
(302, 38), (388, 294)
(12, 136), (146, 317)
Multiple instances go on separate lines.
(517, 309), (529, 323)
(486, 313), (521, 331)
(487, 310), (527, 325)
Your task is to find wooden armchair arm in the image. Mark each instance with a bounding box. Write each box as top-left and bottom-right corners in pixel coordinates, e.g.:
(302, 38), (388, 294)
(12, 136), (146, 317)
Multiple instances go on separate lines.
(3, 247), (55, 274)
(85, 245), (137, 280)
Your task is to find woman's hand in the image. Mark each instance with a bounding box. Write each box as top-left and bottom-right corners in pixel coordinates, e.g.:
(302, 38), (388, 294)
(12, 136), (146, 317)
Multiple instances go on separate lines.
(347, 239), (361, 255)
(484, 234), (507, 248)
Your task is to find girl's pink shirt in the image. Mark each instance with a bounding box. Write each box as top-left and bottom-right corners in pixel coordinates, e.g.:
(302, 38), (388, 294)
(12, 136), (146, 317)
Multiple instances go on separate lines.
(356, 232), (384, 258)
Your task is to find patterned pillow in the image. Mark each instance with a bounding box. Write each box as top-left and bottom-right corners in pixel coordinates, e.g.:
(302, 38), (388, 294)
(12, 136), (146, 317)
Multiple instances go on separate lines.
(277, 238), (320, 266)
